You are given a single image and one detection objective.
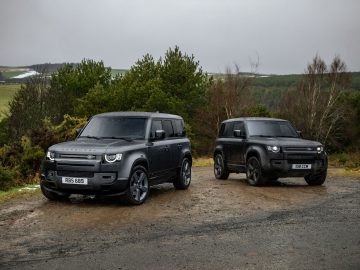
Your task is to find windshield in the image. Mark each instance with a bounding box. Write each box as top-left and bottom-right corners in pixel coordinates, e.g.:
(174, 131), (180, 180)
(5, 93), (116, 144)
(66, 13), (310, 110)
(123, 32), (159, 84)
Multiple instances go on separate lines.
(246, 120), (299, 138)
(79, 117), (147, 139)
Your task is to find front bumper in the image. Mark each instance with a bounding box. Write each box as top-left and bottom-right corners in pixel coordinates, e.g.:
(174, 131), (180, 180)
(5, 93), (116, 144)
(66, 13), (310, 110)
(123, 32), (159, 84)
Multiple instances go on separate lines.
(41, 159), (128, 195)
(261, 151), (328, 177)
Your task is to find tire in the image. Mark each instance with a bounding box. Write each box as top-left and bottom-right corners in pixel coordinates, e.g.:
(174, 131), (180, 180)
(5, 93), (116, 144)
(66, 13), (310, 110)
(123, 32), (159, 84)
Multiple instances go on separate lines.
(124, 165), (149, 205)
(246, 156), (266, 186)
(214, 153), (229, 180)
(304, 171), (327, 186)
(40, 183), (70, 201)
(173, 158), (192, 190)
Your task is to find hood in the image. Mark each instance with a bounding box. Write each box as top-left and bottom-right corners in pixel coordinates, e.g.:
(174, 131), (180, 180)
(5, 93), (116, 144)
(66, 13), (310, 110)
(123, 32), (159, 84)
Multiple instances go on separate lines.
(251, 137), (322, 147)
(48, 138), (145, 155)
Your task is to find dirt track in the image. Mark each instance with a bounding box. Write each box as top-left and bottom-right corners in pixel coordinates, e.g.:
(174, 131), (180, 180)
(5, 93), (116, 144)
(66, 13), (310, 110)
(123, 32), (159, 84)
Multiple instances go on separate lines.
(0, 167), (359, 269)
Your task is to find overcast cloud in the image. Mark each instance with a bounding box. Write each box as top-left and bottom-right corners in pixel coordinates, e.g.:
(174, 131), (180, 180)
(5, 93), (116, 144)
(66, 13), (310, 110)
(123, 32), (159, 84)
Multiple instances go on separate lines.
(1, 0), (359, 74)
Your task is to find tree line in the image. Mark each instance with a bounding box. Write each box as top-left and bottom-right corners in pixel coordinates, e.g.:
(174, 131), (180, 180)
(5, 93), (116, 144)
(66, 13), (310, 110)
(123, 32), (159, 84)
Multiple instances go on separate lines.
(0, 46), (359, 190)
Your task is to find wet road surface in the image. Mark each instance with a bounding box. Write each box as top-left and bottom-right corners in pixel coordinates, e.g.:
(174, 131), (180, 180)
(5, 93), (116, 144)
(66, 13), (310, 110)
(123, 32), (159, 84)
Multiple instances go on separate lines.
(0, 167), (359, 269)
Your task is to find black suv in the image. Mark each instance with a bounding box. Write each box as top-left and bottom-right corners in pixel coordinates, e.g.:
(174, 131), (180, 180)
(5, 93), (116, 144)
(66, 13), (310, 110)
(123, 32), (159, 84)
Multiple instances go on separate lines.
(213, 117), (327, 186)
(41, 112), (192, 205)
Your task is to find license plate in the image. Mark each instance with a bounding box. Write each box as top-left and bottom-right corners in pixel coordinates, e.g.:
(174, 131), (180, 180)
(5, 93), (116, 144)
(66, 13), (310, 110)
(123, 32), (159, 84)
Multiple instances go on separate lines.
(62, 177), (88, 185)
(292, 164), (311, 169)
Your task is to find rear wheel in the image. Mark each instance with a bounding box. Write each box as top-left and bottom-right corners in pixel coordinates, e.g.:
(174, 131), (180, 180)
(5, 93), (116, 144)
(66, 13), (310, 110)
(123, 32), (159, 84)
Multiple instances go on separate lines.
(173, 158), (192, 190)
(214, 153), (229, 180)
(124, 165), (149, 205)
(246, 156), (266, 186)
(40, 183), (70, 201)
(304, 171), (327, 186)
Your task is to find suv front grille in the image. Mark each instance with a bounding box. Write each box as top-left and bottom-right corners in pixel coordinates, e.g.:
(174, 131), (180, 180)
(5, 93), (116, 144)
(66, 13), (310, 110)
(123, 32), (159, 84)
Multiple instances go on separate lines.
(287, 159), (315, 164)
(59, 154), (98, 160)
(57, 171), (94, 178)
(285, 147), (314, 151)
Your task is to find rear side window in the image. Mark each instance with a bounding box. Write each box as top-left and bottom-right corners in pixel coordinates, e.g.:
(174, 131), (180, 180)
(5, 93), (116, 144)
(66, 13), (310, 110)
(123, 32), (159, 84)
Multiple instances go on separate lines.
(150, 120), (162, 138)
(162, 120), (174, 137)
(173, 119), (185, 137)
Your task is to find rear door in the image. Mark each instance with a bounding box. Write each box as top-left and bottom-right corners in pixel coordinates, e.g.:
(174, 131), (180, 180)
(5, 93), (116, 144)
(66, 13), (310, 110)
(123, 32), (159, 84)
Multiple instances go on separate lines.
(222, 122), (234, 163)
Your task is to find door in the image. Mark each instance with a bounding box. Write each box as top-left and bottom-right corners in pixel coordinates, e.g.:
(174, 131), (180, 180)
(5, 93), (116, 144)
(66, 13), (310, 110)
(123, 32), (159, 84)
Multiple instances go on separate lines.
(148, 119), (172, 178)
(230, 121), (246, 165)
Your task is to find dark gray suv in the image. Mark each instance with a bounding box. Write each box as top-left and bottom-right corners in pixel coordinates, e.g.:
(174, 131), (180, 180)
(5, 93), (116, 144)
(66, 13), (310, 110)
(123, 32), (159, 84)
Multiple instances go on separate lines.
(214, 117), (328, 186)
(41, 112), (192, 205)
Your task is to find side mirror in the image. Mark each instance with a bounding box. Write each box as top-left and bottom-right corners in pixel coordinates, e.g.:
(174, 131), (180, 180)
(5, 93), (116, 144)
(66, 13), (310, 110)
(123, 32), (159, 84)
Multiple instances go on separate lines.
(155, 130), (166, 140)
(297, 131), (303, 138)
(76, 128), (82, 137)
(234, 129), (244, 138)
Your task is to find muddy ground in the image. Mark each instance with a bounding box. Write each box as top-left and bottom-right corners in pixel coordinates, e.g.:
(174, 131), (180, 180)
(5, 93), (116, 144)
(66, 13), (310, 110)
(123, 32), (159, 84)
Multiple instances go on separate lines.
(0, 167), (359, 269)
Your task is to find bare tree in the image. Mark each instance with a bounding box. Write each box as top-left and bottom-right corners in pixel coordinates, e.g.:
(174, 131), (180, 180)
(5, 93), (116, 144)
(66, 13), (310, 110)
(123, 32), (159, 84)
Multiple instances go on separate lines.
(279, 55), (352, 148)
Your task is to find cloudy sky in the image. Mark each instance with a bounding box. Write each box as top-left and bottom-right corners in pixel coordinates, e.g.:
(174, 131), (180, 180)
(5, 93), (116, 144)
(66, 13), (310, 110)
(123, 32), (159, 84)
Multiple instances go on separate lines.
(1, 0), (359, 74)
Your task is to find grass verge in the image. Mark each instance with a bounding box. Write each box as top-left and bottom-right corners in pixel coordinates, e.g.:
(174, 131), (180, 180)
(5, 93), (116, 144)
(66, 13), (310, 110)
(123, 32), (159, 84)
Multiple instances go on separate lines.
(0, 184), (40, 204)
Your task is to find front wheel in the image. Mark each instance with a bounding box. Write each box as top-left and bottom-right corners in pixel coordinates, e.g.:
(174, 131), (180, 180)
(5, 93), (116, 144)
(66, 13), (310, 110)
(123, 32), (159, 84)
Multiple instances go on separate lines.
(173, 158), (192, 190)
(214, 154), (229, 180)
(304, 171), (327, 186)
(124, 165), (149, 205)
(246, 157), (266, 186)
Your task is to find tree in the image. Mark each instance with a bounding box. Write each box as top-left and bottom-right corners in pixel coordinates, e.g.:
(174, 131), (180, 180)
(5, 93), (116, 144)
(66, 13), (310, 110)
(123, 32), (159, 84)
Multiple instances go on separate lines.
(46, 59), (112, 123)
(7, 71), (49, 140)
(278, 55), (353, 149)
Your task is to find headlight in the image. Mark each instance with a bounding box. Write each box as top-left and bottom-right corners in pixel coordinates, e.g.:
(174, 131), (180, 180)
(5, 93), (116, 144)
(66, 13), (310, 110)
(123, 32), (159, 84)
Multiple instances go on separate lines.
(316, 146), (324, 154)
(46, 151), (55, 161)
(267, 145), (280, 153)
(104, 153), (122, 163)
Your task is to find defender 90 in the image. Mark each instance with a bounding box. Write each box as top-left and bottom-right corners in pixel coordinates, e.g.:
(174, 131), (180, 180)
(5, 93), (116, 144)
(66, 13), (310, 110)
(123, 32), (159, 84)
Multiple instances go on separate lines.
(214, 117), (327, 186)
(41, 112), (192, 205)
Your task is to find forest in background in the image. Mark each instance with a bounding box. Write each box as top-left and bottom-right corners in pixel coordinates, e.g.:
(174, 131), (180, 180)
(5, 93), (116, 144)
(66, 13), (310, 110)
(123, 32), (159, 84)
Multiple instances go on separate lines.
(0, 46), (359, 190)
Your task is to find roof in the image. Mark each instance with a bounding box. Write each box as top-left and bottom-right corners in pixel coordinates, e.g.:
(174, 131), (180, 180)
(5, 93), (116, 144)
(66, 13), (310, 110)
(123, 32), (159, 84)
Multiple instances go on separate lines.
(222, 117), (287, 123)
(93, 111), (183, 119)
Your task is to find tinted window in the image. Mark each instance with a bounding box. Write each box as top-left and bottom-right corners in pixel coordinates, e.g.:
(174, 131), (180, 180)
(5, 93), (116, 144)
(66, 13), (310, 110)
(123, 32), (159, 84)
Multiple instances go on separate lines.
(223, 122), (234, 137)
(173, 119), (185, 137)
(162, 120), (174, 137)
(219, 123), (225, 137)
(80, 117), (147, 139)
(246, 120), (299, 138)
(234, 122), (246, 135)
(150, 120), (162, 138)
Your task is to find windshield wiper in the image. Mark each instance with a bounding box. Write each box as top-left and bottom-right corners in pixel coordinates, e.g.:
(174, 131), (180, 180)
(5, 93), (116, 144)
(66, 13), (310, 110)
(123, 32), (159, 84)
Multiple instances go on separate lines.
(100, 136), (134, 142)
(250, 135), (274, 137)
(79, 135), (100, 140)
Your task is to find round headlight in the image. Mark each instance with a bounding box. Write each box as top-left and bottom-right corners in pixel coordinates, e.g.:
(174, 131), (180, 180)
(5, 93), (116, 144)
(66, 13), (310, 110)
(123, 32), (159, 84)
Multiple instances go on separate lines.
(316, 146), (324, 153)
(267, 145), (280, 153)
(104, 153), (122, 163)
(46, 151), (55, 161)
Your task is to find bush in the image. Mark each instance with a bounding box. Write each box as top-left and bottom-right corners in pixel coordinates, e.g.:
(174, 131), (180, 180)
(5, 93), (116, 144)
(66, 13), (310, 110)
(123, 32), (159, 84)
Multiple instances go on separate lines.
(0, 166), (18, 191)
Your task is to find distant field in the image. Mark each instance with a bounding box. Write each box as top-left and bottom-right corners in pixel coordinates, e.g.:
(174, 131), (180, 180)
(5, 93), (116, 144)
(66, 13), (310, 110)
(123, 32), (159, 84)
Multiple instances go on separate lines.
(0, 84), (21, 118)
(111, 69), (128, 77)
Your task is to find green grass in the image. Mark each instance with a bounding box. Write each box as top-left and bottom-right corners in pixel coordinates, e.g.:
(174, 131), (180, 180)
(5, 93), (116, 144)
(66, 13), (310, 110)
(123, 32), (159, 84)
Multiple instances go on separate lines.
(0, 184), (40, 204)
(1, 70), (27, 79)
(0, 84), (21, 118)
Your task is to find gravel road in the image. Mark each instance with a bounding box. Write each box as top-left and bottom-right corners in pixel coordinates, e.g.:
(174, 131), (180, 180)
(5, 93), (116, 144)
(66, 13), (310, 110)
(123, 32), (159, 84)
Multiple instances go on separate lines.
(0, 167), (359, 270)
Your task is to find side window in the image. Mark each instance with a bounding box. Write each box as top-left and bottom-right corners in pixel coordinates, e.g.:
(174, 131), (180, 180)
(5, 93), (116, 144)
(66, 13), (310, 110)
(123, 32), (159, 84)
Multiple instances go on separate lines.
(150, 120), (162, 138)
(173, 119), (185, 137)
(219, 123), (225, 137)
(233, 121), (246, 136)
(162, 120), (174, 138)
(223, 122), (234, 137)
